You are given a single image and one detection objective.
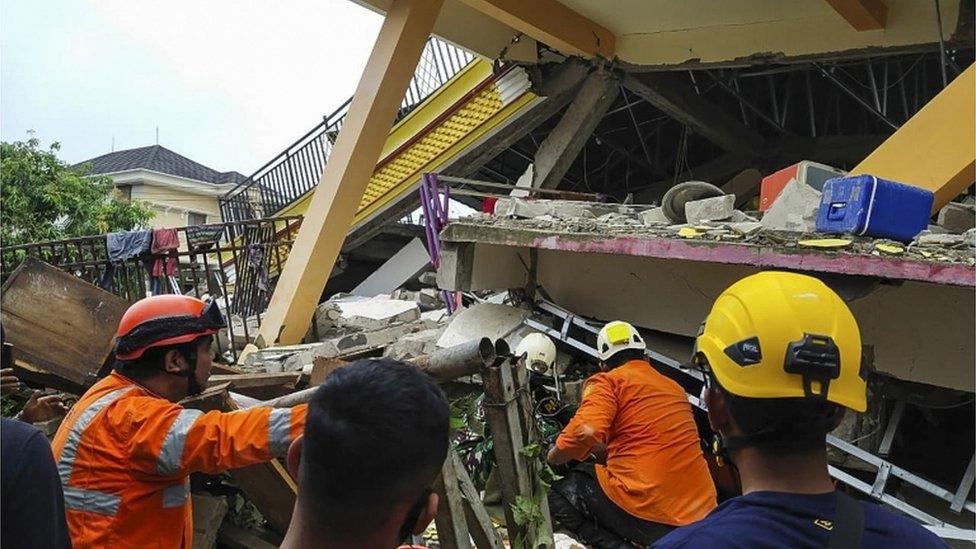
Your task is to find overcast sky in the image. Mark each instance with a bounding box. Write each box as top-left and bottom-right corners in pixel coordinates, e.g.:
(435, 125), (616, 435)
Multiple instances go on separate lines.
(1, 0), (383, 175)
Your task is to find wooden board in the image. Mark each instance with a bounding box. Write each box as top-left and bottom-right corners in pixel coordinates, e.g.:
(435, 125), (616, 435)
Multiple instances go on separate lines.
(1, 258), (129, 393)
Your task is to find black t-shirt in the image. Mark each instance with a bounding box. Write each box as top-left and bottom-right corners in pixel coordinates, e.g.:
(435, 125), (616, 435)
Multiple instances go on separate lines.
(653, 490), (946, 548)
(1, 418), (72, 549)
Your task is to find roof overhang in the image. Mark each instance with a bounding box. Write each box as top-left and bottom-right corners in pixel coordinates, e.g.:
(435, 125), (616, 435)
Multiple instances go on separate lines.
(102, 169), (234, 197)
(351, 0), (964, 68)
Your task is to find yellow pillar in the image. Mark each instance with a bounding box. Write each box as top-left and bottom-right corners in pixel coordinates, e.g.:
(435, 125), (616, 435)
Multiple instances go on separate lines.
(255, 0), (443, 347)
(852, 64), (975, 213)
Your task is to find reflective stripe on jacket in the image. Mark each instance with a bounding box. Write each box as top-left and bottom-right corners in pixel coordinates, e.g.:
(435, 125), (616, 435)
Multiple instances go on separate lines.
(51, 372), (306, 548)
(555, 359), (717, 526)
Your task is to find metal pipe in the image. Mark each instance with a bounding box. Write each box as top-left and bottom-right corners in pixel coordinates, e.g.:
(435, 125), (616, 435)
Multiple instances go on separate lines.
(935, 0), (949, 87)
(707, 70), (788, 132)
(414, 337), (496, 381)
(815, 63), (900, 131)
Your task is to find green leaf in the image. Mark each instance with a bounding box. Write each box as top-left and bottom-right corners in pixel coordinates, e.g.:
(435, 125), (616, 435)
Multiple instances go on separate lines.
(520, 442), (541, 459)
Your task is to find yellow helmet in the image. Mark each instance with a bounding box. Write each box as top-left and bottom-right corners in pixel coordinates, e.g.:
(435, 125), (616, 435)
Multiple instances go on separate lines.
(694, 271), (866, 412)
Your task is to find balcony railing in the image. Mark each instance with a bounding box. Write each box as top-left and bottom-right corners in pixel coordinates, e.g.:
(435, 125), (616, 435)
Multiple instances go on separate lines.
(218, 38), (474, 233)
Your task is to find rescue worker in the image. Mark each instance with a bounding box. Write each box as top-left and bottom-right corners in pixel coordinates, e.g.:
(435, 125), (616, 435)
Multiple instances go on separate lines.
(653, 272), (944, 548)
(52, 295), (307, 548)
(547, 320), (717, 547)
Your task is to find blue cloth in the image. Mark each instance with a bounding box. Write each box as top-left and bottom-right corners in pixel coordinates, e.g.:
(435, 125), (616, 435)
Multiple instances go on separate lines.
(652, 491), (946, 549)
(106, 230), (152, 263)
(1, 418), (71, 549)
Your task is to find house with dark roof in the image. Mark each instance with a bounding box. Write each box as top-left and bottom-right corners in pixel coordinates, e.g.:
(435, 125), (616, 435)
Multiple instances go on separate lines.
(78, 145), (246, 228)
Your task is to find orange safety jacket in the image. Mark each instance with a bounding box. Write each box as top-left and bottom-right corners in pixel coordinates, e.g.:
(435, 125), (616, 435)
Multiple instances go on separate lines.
(51, 372), (306, 548)
(555, 359), (717, 526)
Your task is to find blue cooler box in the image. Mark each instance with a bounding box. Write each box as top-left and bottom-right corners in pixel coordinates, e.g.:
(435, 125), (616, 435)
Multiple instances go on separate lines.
(816, 175), (934, 242)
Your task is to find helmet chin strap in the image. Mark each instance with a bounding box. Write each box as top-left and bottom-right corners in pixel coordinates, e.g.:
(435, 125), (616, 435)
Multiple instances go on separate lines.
(169, 348), (202, 396)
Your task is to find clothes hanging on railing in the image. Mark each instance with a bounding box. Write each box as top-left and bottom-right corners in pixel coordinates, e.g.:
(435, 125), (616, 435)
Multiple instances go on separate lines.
(247, 243), (269, 294)
(150, 229), (180, 277)
(101, 230), (153, 292)
(185, 225), (224, 251)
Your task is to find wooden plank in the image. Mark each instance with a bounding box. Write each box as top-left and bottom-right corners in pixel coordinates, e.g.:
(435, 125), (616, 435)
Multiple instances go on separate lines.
(1, 258), (128, 394)
(454, 451), (505, 549)
(208, 372), (300, 390)
(434, 454), (470, 549)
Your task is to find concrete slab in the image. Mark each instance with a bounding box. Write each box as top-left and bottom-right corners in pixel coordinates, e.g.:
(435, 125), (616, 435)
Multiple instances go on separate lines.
(335, 296), (420, 331)
(437, 302), (529, 348)
(352, 238), (430, 297)
(639, 207), (671, 226)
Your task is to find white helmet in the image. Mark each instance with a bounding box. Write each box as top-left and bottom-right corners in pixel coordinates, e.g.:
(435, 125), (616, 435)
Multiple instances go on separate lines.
(596, 321), (646, 361)
(515, 333), (557, 373)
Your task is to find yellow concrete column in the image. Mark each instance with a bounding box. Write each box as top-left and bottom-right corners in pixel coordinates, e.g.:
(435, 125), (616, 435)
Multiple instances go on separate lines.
(255, 0), (443, 347)
(852, 64), (975, 213)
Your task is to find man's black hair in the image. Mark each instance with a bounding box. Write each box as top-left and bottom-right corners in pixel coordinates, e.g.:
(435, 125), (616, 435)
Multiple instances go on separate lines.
(712, 374), (844, 456)
(603, 348), (646, 370)
(113, 337), (207, 382)
(299, 358), (450, 539)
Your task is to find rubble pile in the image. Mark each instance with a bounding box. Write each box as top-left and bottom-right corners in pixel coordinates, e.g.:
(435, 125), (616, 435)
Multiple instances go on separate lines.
(472, 194), (976, 265)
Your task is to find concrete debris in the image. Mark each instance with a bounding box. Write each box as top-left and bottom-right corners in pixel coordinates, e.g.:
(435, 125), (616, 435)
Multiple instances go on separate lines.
(731, 210), (759, 223)
(760, 178), (821, 233)
(494, 197), (552, 218)
(352, 237), (429, 297)
(437, 302), (529, 348)
(417, 288), (445, 311)
(684, 194), (735, 224)
(333, 296), (420, 331)
(383, 327), (445, 361)
(916, 232), (967, 246)
(639, 207), (670, 226)
(551, 201), (597, 220)
(730, 221), (763, 237)
(937, 202), (976, 234)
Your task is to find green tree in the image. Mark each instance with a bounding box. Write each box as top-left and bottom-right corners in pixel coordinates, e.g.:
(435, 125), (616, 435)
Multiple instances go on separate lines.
(1, 137), (154, 246)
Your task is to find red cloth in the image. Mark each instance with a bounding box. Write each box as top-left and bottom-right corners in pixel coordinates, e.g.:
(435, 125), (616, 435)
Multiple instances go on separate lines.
(482, 196), (498, 214)
(151, 229), (180, 277)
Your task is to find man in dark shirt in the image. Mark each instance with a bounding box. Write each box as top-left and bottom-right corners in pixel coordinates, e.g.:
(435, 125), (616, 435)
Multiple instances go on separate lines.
(654, 272), (945, 548)
(1, 417), (72, 549)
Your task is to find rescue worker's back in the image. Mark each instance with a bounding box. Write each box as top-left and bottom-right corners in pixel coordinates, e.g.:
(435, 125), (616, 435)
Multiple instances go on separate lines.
(555, 358), (717, 525)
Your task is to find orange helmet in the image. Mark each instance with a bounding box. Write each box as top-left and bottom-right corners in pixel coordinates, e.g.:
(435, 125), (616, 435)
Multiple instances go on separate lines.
(114, 295), (226, 360)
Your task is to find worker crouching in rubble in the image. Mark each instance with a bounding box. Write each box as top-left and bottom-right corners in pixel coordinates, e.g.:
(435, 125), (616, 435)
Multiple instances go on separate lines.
(51, 295), (307, 548)
(653, 272), (944, 548)
(279, 358), (450, 549)
(546, 320), (718, 548)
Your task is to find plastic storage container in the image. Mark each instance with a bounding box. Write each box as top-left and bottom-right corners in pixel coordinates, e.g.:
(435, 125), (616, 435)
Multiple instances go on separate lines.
(816, 175), (934, 242)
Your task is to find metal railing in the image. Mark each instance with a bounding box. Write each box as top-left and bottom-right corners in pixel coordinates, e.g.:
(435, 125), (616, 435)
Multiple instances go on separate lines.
(219, 38), (474, 232)
(0, 216), (302, 363)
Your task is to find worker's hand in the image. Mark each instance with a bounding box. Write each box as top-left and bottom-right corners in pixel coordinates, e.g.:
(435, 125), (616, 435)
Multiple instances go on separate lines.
(0, 368), (21, 396)
(20, 391), (68, 423)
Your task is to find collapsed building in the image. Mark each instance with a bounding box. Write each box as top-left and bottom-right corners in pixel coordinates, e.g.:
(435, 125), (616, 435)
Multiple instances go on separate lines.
(2, 0), (975, 546)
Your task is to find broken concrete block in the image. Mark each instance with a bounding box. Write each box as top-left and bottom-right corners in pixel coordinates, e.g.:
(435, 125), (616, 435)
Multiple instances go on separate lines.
(731, 210), (759, 223)
(494, 197), (552, 218)
(730, 222), (763, 237)
(760, 179), (821, 233)
(967, 228), (976, 248)
(937, 203), (976, 234)
(312, 301), (343, 337)
(597, 212), (641, 226)
(417, 288), (444, 311)
(639, 207), (670, 226)
(437, 303), (529, 348)
(551, 201), (597, 220)
(335, 296), (420, 331)
(383, 327), (444, 360)
(684, 194), (735, 224)
(916, 232), (966, 246)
